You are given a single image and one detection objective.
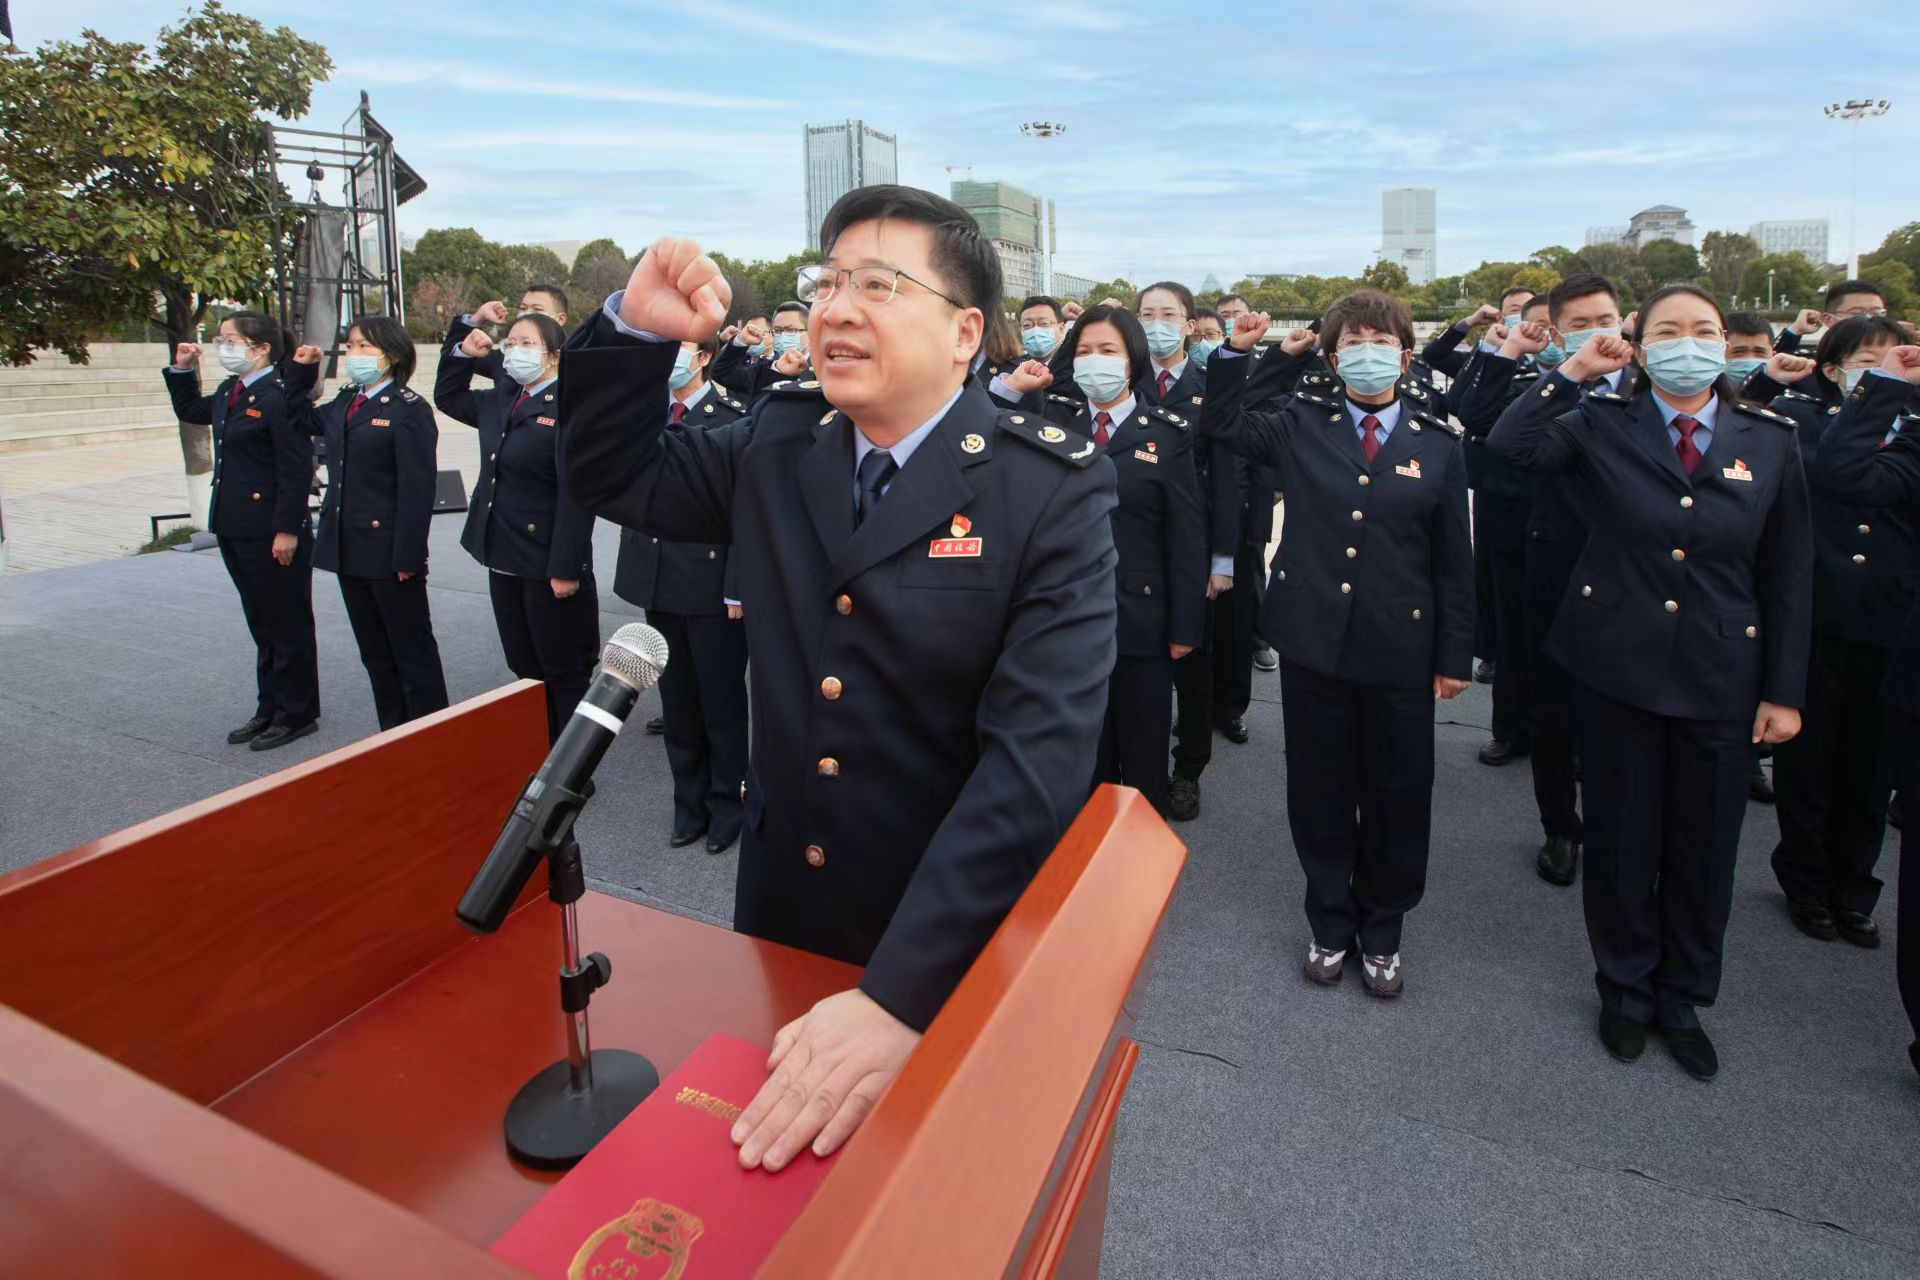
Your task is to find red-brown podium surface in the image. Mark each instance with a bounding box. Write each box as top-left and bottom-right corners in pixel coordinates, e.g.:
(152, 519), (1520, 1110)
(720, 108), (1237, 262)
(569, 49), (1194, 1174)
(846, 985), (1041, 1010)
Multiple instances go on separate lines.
(0, 681), (1186, 1278)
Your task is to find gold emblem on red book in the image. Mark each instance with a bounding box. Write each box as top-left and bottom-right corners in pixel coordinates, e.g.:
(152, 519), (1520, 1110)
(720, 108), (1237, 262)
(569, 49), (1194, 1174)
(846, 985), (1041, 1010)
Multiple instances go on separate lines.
(569, 1199), (705, 1280)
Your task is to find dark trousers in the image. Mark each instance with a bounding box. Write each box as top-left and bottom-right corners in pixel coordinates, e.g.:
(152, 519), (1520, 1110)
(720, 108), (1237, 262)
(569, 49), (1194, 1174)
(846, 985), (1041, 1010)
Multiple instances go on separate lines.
(336, 573), (449, 731)
(218, 532), (320, 729)
(1888, 709), (1919, 1051)
(1097, 655), (1172, 816)
(487, 571), (601, 745)
(1482, 493), (1532, 748)
(1472, 488), (1497, 660)
(1771, 633), (1891, 914)
(1171, 601), (1216, 782)
(1526, 539), (1583, 839)
(1279, 660), (1434, 955)
(651, 611), (749, 842)
(1210, 541), (1264, 722)
(1577, 683), (1751, 1027)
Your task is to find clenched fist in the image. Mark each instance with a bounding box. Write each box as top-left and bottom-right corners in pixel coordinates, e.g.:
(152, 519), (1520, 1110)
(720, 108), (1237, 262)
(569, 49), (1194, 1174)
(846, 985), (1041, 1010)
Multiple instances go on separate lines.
(1501, 321), (1551, 359)
(738, 317), (769, 348)
(460, 329), (495, 359)
(773, 347), (808, 377)
(1279, 327), (1317, 356)
(1878, 345), (1920, 383)
(1788, 307), (1823, 336)
(1005, 359), (1053, 394)
(1061, 301), (1084, 321)
(174, 342), (201, 371)
(1561, 332), (1634, 381)
(292, 344), (323, 365)
(472, 299), (510, 326)
(1464, 303), (1502, 328)
(1764, 352), (1816, 384)
(617, 237), (732, 342)
(1227, 312), (1272, 352)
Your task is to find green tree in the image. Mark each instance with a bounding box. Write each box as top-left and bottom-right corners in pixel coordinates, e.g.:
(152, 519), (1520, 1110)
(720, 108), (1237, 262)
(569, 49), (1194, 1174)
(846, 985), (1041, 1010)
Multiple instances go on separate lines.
(403, 227), (518, 316)
(1359, 259), (1410, 293)
(1858, 259), (1918, 319)
(1738, 253), (1825, 312)
(568, 237), (633, 319)
(504, 243), (568, 293)
(1569, 243), (1649, 311)
(1700, 231), (1760, 306)
(1639, 239), (1703, 287)
(1082, 279), (1139, 308)
(1861, 222), (1920, 281)
(0, 3), (331, 365)
(1460, 261), (1530, 305)
(1528, 245), (1581, 276)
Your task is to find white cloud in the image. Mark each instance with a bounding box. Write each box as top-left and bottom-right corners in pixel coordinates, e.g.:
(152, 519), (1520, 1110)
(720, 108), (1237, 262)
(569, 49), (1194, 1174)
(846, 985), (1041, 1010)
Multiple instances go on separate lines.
(338, 58), (800, 111)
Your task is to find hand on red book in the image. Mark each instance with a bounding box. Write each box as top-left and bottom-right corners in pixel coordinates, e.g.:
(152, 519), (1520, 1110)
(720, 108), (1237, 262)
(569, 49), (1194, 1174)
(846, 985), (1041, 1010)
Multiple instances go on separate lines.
(731, 988), (920, 1172)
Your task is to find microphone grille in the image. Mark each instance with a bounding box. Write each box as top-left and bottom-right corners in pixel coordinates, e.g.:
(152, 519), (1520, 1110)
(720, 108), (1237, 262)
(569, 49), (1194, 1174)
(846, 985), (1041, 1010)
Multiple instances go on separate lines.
(601, 622), (670, 691)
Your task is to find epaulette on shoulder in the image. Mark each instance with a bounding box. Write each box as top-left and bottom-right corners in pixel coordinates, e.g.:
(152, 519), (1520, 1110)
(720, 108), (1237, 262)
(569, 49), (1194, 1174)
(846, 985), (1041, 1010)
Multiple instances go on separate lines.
(1513, 368), (1541, 382)
(1733, 400), (1798, 427)
(1147, 404), (1191, 431)
(766, 378), (825, 398)
(998, 411), (1099, 467)
(1295, 386), (1335, 408)
(1300, 372), (1335, 390)
(1401, 380), (1431, 404)
(399, 386), (420, 402)
(1046, 393), (1080, 406)
(1587, 390), (1630, 405)
(1413, 409), (1461, 437)
(1780, 390), (1820, 403)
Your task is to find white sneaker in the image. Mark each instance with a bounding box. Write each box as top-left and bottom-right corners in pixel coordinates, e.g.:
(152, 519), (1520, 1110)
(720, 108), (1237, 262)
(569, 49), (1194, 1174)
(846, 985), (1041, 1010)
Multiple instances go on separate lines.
(1361, 952), (1404, 998)
(1304, 942), (1346, 986)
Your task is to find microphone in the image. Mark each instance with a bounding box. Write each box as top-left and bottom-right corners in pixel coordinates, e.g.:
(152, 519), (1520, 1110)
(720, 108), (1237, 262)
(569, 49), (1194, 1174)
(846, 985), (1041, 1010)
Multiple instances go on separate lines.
(457, 622), (669, 933)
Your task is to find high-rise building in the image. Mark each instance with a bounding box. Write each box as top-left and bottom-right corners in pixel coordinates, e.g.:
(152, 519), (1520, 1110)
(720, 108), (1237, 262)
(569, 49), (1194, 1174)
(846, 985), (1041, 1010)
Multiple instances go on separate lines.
(1381, 187), (1437, 285)
(1585, 225), (1629, 248)
(951, 179), (1048, 298)
(803, 121), (898, 247)
(1747, 219), (1830, 265)
(1050, 270), (1099, 302)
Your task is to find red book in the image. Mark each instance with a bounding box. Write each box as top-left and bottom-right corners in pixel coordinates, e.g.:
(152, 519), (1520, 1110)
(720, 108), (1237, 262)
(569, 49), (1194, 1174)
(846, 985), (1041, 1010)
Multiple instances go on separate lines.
(491, 1034), (837, 1279)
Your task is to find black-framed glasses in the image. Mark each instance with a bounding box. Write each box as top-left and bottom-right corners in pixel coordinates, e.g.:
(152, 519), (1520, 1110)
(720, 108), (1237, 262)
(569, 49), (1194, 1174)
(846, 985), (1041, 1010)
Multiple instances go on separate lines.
(798, 264), (965, 309)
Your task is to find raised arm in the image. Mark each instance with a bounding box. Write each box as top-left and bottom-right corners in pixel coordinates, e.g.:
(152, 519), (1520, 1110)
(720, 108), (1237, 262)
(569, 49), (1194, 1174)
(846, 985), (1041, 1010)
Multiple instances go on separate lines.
(433, 317), (491, 427)
(1196, 312), (1308, 475)
(1806, 353), (1920, 508)
(162, 344), (215, 424)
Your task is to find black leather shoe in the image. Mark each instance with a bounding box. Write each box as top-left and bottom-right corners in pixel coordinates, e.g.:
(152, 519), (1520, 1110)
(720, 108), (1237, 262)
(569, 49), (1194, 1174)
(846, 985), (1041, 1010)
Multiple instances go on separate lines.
(249, 721), (317, 752)
(706, 829), (740, 855)
(1749, 761), (1775, 804)
(668, 826), (708, 849)
(227, 715), (272, 745)
(1217, 716), (1250, 744)
(1167, 775), (1200, 822)
(1599, 1009), (1647, 1063)
(1252, 646), (1278, 672)
(645, 715), (665, 735)
(1833, 909), (1881, 948)
(1657, 1023), (1719, 1081)
(1474, 658), (1496, 684)
(1478, 739), (1529, 766)
(1537, 835), (1580, 886)
(1787, 899), (1839, 941)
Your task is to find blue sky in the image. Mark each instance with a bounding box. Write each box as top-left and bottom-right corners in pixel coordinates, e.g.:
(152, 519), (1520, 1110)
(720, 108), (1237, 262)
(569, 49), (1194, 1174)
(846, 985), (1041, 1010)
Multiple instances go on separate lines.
(17, 0), (1920, 286)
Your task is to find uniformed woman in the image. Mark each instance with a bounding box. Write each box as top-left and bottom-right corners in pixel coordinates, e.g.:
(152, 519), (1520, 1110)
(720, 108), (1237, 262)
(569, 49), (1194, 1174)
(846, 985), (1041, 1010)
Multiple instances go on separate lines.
(1489, 284), (1814, 1080)
(290, 316), (449, 731)
(1032, 304), (1206, 819)
(611, 335), (750, 853)
(1200, 293), (1474, 1001)
(437, 309), (599, 744)
(163, 311), (322, 752)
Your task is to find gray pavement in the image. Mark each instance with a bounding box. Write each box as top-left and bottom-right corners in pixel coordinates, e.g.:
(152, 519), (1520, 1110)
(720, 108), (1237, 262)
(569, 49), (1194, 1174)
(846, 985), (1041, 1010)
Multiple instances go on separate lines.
(1, 519), (1915, 1278)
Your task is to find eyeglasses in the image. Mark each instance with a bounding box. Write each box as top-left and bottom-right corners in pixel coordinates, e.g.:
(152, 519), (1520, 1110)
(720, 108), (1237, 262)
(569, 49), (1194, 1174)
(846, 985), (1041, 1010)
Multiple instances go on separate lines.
(798, 264), (965, 309)
(1835, 306), (1889, 318)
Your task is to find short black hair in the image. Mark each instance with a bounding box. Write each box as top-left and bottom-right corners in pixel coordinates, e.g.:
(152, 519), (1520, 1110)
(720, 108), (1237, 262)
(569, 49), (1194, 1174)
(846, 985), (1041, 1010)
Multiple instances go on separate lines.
(1195, 306), (1221, 324)
(507, 311), (566, 356)
(1812, 315), (1908, 397)
(1519, 293), (1548, 318)
(1547, 273), (1619, 326)
(772, 301), (810, 326)
(1322, 289), (1415, 351)
(1138, 281), (1196, 320)
(1499, 285), (1535, 306)
(1020, 295), (1063, 322)
(224, 309), (288, 363)
(348, 313), (416, 386)
(1217, 293), (1250, 310)
(818, 183), (1002, 326)
(1825, 279), (1886, 308)
(1061, 303), (1150, 393)
(1725, 310), (1772, 339)
(523, 282), (570, 316)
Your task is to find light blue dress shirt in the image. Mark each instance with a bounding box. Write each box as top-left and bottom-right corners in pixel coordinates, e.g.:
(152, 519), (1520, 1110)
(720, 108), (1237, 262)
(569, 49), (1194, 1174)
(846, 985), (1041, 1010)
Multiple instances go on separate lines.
(1347, 396), (1402, 445)
(1652, 391), (1718, 456)
(851, 387), (961, 510)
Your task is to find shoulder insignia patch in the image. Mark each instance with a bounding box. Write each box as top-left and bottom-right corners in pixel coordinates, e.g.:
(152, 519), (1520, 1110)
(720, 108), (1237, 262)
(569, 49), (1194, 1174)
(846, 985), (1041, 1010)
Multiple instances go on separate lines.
(1782, 391), (1819, 403)
(1000, 414), (1098, 468)
(768, 379), (825, 398)
(1295, 389), (1333, 408)
(399, 387), (419, 402)
(1047, 394), (1080, 404)
(1150, 406), (1189, 430)
(1589, 391), (1629, 404)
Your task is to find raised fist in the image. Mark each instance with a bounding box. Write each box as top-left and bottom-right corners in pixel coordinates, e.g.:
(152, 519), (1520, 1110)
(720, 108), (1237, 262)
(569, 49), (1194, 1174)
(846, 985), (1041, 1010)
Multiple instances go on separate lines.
(1100, 296), (1124, 308)
(773, 347), (808, 377)
(460, 329), (495, 359)
(472, 299), (510, 326)
(1565, 332), (1634, 379)
(292, 344), (323, 365)
(618, 237), (731, 342)
(718, 323), (741, 343)
(1486, 323), (1510, 347)
(1061, 301), (1085, 321)
(1764, 352), (1815, 384)
(1279, 326), (1317, 356)
(1878, 345), (1920, 383)
(1621, 311), (1639, 342)
(1228, 312), (1273, 352)
(1465, 303), (1501, 328)
(1502, 321), (1551, 358)
(174, 342), (201, 370)
(1006, 359), (1054, 395)
(739, 317), (769, 348)
(1788, 307), (1823, 335)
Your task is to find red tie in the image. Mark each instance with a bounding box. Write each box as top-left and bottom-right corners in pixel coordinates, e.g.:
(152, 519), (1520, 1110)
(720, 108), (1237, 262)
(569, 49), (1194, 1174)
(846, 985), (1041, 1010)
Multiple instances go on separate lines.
(1094, 411), (1112, 446)
(227, 379), (243, 411)
(347, 392), (366, 422)
(1157, 370), (1172, 400)
(1674, 415), (1702, 476)
(1361, 414), (1382, 463)
(512, 388), (529, 415)
(669, 402), (687, 425)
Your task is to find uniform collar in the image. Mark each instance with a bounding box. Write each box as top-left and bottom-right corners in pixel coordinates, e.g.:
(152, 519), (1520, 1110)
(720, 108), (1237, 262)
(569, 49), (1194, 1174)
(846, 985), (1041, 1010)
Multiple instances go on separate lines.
(356, 378), (393, 400)
(852, 385), (962, 474)
(1652, 390), (1718, 433)
(240, 365), (275, 388)
(520, 376), (557, 398)
(1346, 396), (1402, 435)
(1092, 393), (1137, 425)
(673, 380), (713, 411)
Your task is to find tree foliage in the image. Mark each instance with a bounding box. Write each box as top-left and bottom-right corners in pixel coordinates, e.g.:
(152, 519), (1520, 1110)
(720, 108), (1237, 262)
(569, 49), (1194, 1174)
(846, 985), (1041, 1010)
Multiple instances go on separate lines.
(1700, 231), (1759, 305)
(1861, 222), (1920, 283)
(1738, 253), (1825, 312)
(0, 2), (332, 364)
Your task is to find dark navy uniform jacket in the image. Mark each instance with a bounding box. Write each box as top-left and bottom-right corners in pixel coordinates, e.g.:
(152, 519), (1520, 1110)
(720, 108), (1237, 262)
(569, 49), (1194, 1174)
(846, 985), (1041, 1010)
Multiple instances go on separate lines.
(1805, 372), (1920, 714)
(1769, 381), (1920, 649)
(1448, 345), (1541, 503)
(1145, 360), (1242, 569)
(613, 387), (749, 616)
(436, 319), (595, 580)
(293, 382), (437, 579)
(1036, 392), (1207, 656)
(559, 334), (1118, 1032)
(1488, 372), (1814, 721)
(164, 362), (317, 539)
(1199, 352), (1475, 689)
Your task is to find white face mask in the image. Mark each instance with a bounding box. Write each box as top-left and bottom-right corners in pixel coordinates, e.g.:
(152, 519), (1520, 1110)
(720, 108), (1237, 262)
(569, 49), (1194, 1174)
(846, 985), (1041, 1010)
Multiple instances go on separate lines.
(501, 346), (548, 386)
(1074, 354), (1130, 404)
(214, 341), (256, 374)
(1840, 367), (1870, 393)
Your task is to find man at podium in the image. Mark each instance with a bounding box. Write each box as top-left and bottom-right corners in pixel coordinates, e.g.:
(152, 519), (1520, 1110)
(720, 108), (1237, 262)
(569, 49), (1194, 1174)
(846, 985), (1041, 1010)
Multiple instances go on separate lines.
(561, 185), (1119, 1173)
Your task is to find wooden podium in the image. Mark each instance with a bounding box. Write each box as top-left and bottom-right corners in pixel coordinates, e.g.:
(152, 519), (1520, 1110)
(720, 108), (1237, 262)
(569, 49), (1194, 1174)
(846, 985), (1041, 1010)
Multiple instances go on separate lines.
(0, 682), (1186, 1278)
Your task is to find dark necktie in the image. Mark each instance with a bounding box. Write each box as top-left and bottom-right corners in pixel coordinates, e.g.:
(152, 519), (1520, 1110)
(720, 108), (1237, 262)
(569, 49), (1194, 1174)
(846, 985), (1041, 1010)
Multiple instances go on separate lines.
(855, 448), (897, 527)
(1360, 414), (1382, 463)
(347, 392), (366, 422)
(1157, 369), (1172, 400)
(1094, 411), (1113, 446)
(1673, 415), (1703, 476)
(670, 402), (687, 425)
(227, 379), (244, 412)
(512, 387), (530, 416)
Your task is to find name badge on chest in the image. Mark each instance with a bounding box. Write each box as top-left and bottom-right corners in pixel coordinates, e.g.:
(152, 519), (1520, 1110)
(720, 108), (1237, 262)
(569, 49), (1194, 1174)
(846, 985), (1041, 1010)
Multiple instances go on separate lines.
(371, 418), (390, 426)
(537, 416), (557, 426)
(1133, 448), (1159, 464)
(1722, 458), (1753, 482)
(244, 407), (263, 418)
(1394, 459), (1422, 479)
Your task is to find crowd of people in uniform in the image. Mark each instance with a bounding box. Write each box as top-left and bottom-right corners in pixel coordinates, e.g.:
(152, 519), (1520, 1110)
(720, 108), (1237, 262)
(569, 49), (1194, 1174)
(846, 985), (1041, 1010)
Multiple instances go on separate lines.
(162, 186), (1918, 1125)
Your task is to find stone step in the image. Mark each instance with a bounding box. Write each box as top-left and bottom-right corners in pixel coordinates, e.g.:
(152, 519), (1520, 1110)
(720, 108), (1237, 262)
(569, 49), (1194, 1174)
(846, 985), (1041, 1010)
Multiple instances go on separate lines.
(19, 344), (175, 370)
(0, 367), (171, 391)
(0, 402), (180, 436)
(0, 421), (180, 454)
(0, 389), (179, 414)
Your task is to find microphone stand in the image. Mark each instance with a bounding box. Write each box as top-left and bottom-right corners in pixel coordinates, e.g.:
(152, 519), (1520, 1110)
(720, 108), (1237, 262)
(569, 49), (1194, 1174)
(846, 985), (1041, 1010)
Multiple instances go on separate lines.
(503, 823), (659, 1170)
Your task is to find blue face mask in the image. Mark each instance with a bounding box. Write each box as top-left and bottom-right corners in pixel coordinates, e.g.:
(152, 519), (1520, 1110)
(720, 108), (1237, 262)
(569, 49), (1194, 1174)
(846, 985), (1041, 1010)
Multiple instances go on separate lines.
(1189, 339), (1222, 370)
(1539, 340), (1567, 367)
(1141, 320), (1185, 360)
(501, 346), (547, 386)
(344, 354), (384, 386)
(1642, 337), (1727, 396)
(771, 331), (805, 358)
(1074, 354), (1130, 404)
(1022, 327), (1058, 358)
(668, 346), (700, 391)
(1222, 315), (1238, 339)
(1561, 326), (1619, 356)
(1725, 356), (1766, 386)
(1333, 342), (1403, 396)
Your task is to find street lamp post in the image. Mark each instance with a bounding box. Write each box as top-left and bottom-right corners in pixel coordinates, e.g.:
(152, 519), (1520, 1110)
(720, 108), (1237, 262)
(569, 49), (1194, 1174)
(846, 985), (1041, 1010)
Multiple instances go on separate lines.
(1824, 99), (1892, 276)
(1768, 268), (1775, 312)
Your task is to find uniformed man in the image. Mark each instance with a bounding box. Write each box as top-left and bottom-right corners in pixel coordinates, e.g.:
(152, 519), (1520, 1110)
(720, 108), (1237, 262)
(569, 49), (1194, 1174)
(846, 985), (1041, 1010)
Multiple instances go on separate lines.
(559, 185), (1118, 1171)
(711, 301), (812, 400)
(611, 334), (752, 854)
(163, 312), (322, 751)
(1202, 293), (1474, 999)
